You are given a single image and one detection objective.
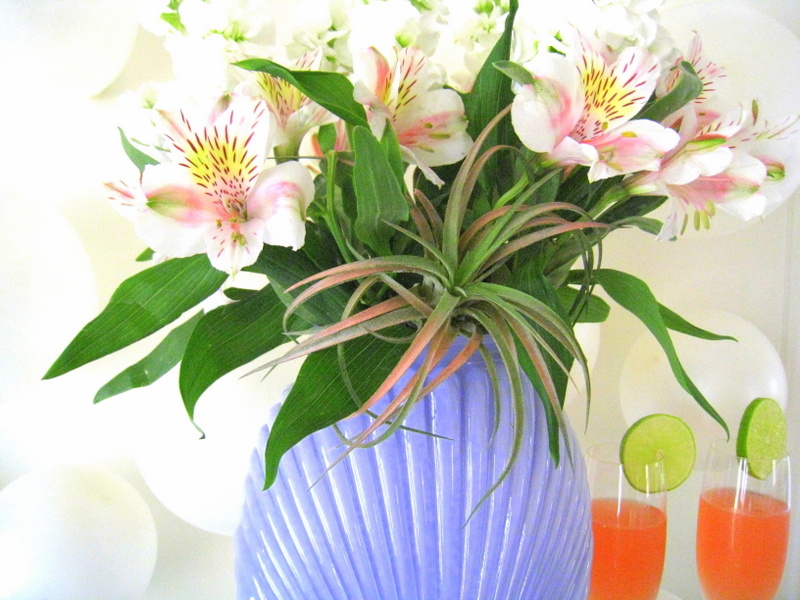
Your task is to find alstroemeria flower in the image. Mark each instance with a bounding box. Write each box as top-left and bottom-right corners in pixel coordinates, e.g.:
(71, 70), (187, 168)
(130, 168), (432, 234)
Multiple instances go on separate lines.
(511, 36), (680, 181)
(626, 104), (798, 239)
(106, 94), (315, 274)
(352, 46), (473, 185)
(623, 31), (800, 239)
(659, 34), (726, 107)
(633, 106), (745, 189)
(251, 50), (336, 155)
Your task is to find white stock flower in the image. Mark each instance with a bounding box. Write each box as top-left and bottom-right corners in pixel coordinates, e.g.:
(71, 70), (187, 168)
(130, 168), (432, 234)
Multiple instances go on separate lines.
(594, 0), (663, 47)
(178, 0), (272, 42)
(432, 0), (509, 92)
(347, 0), (441, 60)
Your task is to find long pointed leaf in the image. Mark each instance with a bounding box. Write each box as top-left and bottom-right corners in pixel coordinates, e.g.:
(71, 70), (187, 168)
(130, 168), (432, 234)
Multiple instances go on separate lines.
(45, 255), (228, 379)
(462, 0), (519, 146)
(352, 126), (410, 255)
(254, 305), (421, 371)
(246, 245), (350, 326)
(94, 311), (203, 403)
(234, 58), (369, 128)
(263, 332), (410, 488)
(659, 305), (736, 341)
(179, 285), (289, 420)
(594, 269), (729, 435)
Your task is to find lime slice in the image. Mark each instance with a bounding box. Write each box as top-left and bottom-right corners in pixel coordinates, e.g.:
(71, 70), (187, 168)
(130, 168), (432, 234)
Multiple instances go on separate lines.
(736, 397), (787, 479)
(620, 414), (696, 492)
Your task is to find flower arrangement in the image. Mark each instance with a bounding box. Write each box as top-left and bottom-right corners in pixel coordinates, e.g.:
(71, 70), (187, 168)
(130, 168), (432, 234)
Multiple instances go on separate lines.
(46, 0), (798, 501)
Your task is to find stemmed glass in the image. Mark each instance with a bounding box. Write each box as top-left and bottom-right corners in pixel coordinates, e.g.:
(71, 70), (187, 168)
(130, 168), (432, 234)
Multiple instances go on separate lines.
(587, 443), (667, 600)
(695, 440), (791, 600)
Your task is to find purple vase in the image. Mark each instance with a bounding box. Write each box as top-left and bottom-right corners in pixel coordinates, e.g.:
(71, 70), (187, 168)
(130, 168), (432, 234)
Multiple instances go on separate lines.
(234, 340), (592, 599)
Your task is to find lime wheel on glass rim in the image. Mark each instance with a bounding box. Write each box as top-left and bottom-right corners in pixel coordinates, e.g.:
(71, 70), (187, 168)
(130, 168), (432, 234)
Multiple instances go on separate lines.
(736, 397), (788, 479)
(620, 414), (696, 493)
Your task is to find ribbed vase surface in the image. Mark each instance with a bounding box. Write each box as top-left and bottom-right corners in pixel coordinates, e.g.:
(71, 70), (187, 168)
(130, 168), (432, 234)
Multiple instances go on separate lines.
(234, 341), (592, 600)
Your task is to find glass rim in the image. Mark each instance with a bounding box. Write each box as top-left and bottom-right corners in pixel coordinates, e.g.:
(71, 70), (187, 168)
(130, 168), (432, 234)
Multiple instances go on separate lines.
(586, 442), (665, 468)
(707, 438), (791, 462)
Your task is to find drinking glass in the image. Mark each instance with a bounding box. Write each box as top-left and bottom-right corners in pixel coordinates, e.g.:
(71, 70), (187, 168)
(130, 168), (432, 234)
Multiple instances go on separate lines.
(695, 440), (791, 600)
(587, 443), (667, 600)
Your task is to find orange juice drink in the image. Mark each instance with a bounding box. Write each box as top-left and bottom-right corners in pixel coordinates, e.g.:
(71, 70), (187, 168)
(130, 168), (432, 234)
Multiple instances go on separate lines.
(696, 486), (790, 600)
(589, 497), (667, 600)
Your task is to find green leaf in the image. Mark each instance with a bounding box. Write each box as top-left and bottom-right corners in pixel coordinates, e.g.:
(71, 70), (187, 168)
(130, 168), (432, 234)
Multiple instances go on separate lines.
(45, 255), (228, 379)
(94, 312), (203, 403)
(493, 60), (535, 86)
(638, 61), (703, 123)
(599, 194), (668, 225)
(136, 248), (155, 262)
(558, 287), (611, 323)
(613, 216), (664, 236)
(352, 126), (410, 255)
(263, 333), (410, 488)
(234, 58), (369, 128)
(316, 123), (338, 155)
(594, 269), (729, 436)
(118, 128), (159, 174)
(246, 245), (350, 325)
(379, 124), (406, 188)
(179, 285), (289, 420)
(660, 305), (736, 341)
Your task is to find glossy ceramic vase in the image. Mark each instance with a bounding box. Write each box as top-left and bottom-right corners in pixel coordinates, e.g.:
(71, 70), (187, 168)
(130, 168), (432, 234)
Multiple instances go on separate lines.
(233, 340), (593, 600)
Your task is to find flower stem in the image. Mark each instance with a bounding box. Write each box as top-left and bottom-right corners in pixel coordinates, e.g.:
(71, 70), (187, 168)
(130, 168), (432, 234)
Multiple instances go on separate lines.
(588, 184), (630, 219)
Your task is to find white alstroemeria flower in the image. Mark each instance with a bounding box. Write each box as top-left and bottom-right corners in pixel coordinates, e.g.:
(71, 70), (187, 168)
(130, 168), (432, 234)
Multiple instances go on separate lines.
(656, 153), (768, 240)
(106, 94), (315, 275)
(514, 0), (597, 62)
(156, 0), (277, 97)
(352, 46), (473, 186)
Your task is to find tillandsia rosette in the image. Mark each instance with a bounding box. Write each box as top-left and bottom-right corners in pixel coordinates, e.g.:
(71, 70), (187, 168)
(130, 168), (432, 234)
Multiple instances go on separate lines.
(46, 0), (799, 503)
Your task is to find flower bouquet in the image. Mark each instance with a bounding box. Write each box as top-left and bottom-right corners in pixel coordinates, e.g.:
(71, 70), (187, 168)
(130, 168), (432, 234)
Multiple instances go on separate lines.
(45, 0), (798, 597)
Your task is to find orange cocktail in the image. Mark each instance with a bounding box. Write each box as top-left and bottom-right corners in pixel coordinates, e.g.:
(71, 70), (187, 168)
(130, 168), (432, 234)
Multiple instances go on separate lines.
(589, 497), (667, 600)
(696, 486), (790, 600)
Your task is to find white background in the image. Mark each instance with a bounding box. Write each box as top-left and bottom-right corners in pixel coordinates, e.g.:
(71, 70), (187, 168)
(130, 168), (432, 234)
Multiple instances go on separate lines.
(0, 0), (798, 598)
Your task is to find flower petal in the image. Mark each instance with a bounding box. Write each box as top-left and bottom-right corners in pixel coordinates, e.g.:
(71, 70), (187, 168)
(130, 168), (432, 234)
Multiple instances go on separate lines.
(573, 42), (661, 140)
(511, 53), (583, 154)
(248, 161), (315, 250)
(141, 163), (218, 223)
(587, 119), (679, 180)
(393, 88), (471, 167)
(204, 218), (265, 274)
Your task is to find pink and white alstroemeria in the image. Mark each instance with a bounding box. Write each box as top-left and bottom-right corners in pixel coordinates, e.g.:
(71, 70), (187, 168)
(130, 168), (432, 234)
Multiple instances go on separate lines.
(106, 94), (314, 274)
(252, 50), (335, 155)
(626, 104), (799, 239)
(352, 46), (473, 186)
(511, 36), (680, 181)
(659, 34), (726, 107)
(624, 33), (800, 239)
